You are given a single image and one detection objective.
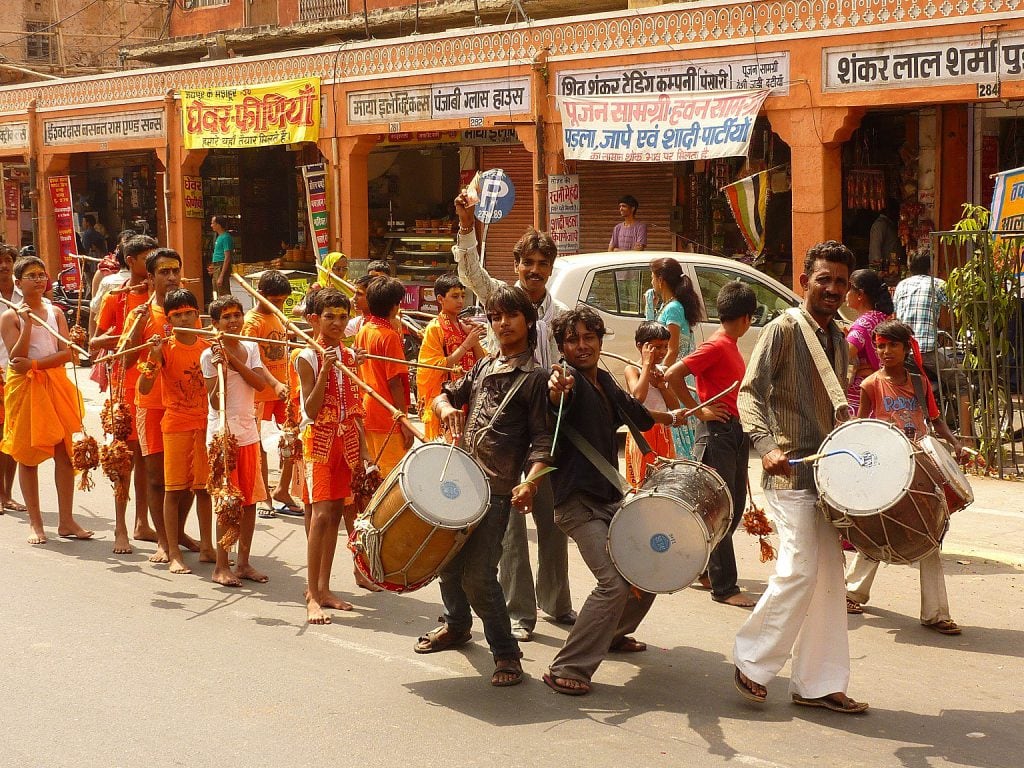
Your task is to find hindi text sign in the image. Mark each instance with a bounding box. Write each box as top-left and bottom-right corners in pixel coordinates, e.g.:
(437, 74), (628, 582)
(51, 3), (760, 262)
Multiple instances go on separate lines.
(47, 176), (80, 290)
(547, 175), (580, 255)
(183, 176), (204, 219)
(990, 166), (1024, 233)
(301, 164), (330, 262)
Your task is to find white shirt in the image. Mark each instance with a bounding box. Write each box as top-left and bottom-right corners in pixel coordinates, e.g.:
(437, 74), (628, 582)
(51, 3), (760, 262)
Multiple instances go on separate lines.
(200, 340), (264, 447)
(90, 269), (130, 314)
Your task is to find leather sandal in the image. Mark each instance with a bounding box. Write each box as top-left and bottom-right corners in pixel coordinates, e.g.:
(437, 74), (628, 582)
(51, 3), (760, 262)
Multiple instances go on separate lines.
(609, 636), (647, 653)
(413, 625), (472, 654)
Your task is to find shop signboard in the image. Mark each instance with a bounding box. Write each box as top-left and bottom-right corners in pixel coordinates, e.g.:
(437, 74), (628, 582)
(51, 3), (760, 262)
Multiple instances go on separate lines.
(989, 166), (1024, 233)
(183, 176), (204, 218)
(557, 90), (769, 163)
(180, 78), (321, 150)
(43, 110), (164, 147)
(348, 78), (531, 124)
(0, 121), (29, 152)
(823, 32), (1024, 92)
(557, 54), (789, 98)
(547, 175), (580, 255)
(301, 164), (330, 262)
(47, 175), (80, 290)
(4, 181), (18, 221)
(378, 129), (519, 146)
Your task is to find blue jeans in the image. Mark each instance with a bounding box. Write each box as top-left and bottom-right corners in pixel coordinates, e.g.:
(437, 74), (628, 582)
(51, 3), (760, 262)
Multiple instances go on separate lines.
(439, 494), (520, 661)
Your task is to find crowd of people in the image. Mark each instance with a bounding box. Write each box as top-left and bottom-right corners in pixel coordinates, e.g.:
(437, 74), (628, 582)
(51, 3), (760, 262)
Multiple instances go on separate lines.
(0, 191), (969, 704)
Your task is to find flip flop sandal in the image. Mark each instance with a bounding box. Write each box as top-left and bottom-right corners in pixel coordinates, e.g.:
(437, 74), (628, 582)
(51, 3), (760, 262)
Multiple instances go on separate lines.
(846, 598), (864, 614)
(414, 625), (472, 654)
(542, 672), (590, 696)
(274, 503), (305, 518)
(734, 667), (767, 703)
(609, 636), (647, 653)
(491, 659), (525, 687)
(257, 505), (277, 519)
(792, 693), (869, 714)
(924, 619), (962, 635)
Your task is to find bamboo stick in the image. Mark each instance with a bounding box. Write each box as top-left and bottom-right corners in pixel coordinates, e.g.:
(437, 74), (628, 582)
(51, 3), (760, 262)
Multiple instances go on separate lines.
(315, 264), (425, 337)
(362, 352), (455, 373)
(232, 273), (425, 441)
(0, 296), (89, 357)
(102, 338), (157, 362)
(72, 253), (103, 263)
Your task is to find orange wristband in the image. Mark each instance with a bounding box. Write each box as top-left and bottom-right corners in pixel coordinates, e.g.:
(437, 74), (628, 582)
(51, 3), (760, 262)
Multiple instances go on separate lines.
(31, 360), (39, 370)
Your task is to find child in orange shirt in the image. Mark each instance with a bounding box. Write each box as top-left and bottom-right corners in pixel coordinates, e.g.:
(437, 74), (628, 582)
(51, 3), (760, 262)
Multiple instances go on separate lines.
(416, 273), (485, 440)
(202, 297), (269, 585)
(241, 270), (297, 518)
(296, 287), (371, 623)
(137, 288), (213, 577)
(354, 276), (412, 475)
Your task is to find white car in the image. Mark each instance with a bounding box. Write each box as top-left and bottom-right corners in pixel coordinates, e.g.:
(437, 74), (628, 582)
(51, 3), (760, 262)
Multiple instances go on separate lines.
(547, 250), (801, 384)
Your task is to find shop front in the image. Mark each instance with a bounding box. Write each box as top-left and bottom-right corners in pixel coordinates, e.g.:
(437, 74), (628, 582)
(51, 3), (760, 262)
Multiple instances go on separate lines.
(69, 149), (160, 245)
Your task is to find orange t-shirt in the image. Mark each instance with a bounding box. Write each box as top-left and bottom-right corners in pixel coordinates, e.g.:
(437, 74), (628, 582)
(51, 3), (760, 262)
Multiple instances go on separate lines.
(242, 308), (289, 403)
(159, 337), (211, 433)
(355, 316), (408, 433)
(98, 285), (150, 398)
(127, 304), (202, 409)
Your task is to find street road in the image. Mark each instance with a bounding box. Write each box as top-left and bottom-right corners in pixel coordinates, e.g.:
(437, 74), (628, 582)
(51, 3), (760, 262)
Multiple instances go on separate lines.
(1, 370), (1022, 768)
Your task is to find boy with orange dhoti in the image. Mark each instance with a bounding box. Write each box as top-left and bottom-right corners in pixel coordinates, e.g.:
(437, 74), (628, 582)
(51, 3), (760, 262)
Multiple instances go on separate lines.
(137, 289), (214, 578)
(0, 243), (25, 514)
(241, 270), (298, 518)
(0, 256), (91, 545)
(202, 297), (269, 584)
(296, 287), (372, 623)
(416, 273), (485, 440)
(355, 276), (413, 475)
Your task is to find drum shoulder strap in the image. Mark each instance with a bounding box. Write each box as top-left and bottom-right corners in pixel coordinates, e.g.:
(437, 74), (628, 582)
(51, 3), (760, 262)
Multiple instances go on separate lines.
(467, 369), (529, 455)
(786, 308), (848, 416)
(564, 424), (629, 496)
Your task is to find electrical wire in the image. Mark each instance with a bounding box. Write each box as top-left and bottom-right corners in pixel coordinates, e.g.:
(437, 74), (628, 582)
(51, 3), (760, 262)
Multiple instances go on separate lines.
(0, 0), (104, 49)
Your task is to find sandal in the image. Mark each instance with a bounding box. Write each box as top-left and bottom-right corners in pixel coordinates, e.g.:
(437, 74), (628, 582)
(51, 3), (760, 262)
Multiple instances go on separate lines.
(414, 625), (472, 654)
(846, 597), (864, 615)
(3, 500), (27, 512)
(256, 505), (277, 519)
(609, 636), (647, 653)
(542, 672), (591, 696)
(734, 667), (767, 703)
(924, 619), (962, 635)
(491, 657), (524, 687)
(792, 693), (869, 714)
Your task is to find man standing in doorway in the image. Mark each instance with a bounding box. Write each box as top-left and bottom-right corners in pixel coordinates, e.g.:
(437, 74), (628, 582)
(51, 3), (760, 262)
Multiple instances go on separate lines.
(208, 215), (234, 296)
(453, 191), (575, 642)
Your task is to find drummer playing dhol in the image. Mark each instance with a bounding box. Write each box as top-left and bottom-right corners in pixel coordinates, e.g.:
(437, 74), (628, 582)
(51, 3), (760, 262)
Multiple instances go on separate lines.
(414, 285), (553, 688)
(845, 319), (963, 635)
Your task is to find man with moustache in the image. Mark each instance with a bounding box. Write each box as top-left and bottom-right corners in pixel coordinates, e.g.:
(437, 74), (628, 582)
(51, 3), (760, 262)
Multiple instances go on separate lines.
(732, 240), (869, 715)
(453, 192), (575, 643)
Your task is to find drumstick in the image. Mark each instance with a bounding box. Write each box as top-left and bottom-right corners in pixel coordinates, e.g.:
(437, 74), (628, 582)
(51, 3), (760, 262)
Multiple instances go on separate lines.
(678, 380), (740, 419)
(551, 357), (568, 455)
(788, 449), (868, 467)
(439, 438), (459, 484)
(232, 273), (425, 441)
(0, 296), (89, 357)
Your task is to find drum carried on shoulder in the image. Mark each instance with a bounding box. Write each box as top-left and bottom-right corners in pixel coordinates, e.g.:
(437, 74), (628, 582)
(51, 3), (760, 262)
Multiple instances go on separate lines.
(607, 459), (734, 594)
(814, 419), (973, 565)
(350, 442), (490, 593)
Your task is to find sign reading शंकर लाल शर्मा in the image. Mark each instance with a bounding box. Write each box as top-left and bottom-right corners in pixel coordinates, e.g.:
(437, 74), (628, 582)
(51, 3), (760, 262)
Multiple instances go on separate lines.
(179, 78), (320, 150)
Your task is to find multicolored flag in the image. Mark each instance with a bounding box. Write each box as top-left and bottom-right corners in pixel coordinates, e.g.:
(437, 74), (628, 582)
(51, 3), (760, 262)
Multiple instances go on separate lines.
(722, 170), (770, 257)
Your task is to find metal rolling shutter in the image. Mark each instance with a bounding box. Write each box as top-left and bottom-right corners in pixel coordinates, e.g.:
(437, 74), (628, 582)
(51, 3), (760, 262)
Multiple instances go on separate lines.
(479, 144), (535, 285)
(576, 161), (676, 253)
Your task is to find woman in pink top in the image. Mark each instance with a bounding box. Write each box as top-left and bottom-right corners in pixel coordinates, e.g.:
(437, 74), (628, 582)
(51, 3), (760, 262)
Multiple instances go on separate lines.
(845, 269), (893, 415)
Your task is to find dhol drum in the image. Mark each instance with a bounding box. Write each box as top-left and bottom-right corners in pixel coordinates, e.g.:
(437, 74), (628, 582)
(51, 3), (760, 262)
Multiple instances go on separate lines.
(815, 419), (948, 564)
(919, 434), (974, 514)
(607, 459), (733, 594)
(350, 442), (490, 593)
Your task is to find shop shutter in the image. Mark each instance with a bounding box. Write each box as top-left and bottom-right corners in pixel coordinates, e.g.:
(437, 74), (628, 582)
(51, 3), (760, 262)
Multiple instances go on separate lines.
(479, 144), (536, 285)
(576, 161), (676, 253)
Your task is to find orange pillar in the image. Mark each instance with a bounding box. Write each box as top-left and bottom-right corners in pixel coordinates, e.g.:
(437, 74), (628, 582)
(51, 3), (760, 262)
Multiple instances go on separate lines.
(767, 106), (863, 290)
(337, 135), (377, 260)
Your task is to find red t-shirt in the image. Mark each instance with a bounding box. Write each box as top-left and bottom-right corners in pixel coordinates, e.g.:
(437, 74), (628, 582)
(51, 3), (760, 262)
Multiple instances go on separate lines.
(682, 329), (745, 418)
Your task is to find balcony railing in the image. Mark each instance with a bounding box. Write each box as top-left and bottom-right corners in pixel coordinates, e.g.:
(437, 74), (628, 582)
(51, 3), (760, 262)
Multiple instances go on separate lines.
(299, 0), (349, 22)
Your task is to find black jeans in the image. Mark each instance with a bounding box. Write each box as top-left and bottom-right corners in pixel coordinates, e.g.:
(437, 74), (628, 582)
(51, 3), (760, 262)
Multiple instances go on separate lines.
(694, 418), (748, 600)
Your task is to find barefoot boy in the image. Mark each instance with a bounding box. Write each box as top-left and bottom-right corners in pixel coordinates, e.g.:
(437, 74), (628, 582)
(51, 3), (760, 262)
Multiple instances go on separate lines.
(137, 288), (213, 576)
(295, 287), (371, 623)
(0, 243), (24, 514)
(241, 270), (299, 518)
(0, 256), (92, 545)
(416, 273), (485, 440)
(202, 297), (269, 584)
(665, 280), (758, 608)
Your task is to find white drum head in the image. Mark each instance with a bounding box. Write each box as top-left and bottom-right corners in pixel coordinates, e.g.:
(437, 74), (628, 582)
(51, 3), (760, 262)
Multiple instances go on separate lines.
(920, 435), (974, 507)
(607, 493), (709, 594)
(815, 419), (915, 516)
(400, 443), (490, 529)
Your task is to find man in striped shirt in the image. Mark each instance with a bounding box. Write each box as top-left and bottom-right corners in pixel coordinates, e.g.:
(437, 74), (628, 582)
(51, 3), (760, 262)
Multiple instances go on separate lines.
(733, 240), (870, 715)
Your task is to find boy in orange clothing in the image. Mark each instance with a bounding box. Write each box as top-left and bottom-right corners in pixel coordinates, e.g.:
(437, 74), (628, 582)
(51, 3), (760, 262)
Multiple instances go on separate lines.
(416, 273), (485, 440)
(0, 256), (91, 545)
(137, 288), (214, 577)
(241, 270), (298, 517)
(354, 276), (413, 475)
(296, 287), (371, 623)
(202, 297), (269, 584)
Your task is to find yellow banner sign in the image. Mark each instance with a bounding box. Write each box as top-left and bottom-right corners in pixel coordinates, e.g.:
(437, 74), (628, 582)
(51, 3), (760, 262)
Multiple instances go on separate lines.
(180, 78), (320, 150)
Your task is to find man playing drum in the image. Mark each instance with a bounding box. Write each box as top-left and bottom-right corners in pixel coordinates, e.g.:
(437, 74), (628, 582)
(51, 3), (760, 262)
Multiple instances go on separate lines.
(543, 306), (681, 696)
(415, 285), (552, 688)
(845, 319), (963, 634)
(733, 241), (870, 714)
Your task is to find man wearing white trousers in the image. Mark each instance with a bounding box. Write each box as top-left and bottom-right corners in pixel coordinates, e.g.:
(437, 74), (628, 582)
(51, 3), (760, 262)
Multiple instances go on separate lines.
(733, 240), (869, 715)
